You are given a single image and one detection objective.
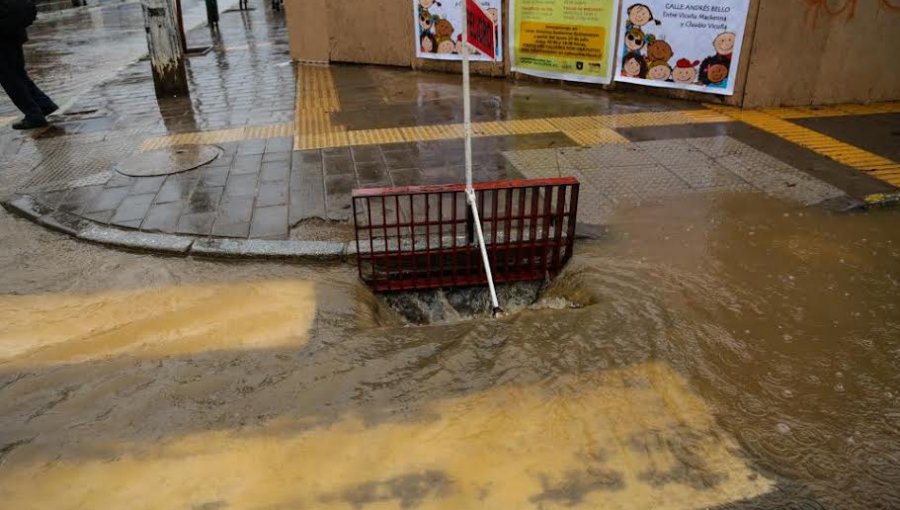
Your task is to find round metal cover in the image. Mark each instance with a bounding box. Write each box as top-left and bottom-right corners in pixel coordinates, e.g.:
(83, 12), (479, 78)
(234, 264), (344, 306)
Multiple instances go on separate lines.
(115, 145), (222, 177)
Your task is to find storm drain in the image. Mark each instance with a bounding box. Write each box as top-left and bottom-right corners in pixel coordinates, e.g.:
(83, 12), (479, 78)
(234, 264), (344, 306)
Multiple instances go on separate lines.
(375, 279), (587, 327)
(379, 281), (546, 325)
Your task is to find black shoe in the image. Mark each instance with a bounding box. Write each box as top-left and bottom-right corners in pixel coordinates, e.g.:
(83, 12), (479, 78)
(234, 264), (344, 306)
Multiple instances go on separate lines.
(12, 118), (49, 130)
(42, 103), (59, 116)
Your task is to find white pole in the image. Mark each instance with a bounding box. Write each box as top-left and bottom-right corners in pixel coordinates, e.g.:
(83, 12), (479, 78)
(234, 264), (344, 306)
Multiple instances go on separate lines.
(467, 188), (501, 314)
(462, 1), (501, 315)
(462, 1), (473, 191)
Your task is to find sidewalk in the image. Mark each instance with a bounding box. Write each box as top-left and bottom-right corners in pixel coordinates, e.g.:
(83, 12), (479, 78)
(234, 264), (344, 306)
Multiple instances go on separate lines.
(2, 3), (898, 257)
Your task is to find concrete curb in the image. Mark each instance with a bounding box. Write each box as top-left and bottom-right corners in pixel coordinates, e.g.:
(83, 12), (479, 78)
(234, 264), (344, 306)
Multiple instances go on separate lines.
(3, 194), (354, 262)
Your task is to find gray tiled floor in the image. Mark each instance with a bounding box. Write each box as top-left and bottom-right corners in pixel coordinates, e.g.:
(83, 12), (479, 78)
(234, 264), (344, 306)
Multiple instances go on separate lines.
(502, 136), (846, 225)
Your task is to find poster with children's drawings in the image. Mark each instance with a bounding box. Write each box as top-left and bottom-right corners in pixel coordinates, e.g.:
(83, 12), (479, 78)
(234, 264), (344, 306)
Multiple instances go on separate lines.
(614, 1), (750, 96)
(415, 0), (503, 61)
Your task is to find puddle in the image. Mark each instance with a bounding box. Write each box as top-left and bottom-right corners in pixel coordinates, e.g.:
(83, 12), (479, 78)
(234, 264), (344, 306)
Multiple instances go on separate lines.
(0, 193), (898, 508)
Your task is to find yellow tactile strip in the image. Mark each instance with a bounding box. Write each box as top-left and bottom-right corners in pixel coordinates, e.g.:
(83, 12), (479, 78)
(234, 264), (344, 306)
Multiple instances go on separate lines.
(297, 64), (340, 114)
(142, 108), (730, 152)
(142, 123), (294, 151)
(708, 105), (900, 188)
(760, 102), (900, 120)
(293, 109), (728, 149)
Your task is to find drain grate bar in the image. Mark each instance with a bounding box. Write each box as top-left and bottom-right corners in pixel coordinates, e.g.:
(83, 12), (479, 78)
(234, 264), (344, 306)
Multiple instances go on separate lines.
(352, 178), (579, 292)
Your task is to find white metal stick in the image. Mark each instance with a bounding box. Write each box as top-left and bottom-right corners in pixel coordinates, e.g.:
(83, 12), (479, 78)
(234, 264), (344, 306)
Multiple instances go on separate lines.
(462, 1), (501, 315)
(462, 1), (473, 191)
(467, 189), (501, 314)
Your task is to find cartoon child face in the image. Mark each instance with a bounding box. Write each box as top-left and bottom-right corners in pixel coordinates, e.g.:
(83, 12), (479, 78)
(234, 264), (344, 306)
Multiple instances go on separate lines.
(419, 11), (433, 31)
(707, 63), (729, 83)
(421, 34), (436, 53)
(455, 38), (466, 55)
(647, 40), (672, 62)
(714, 32), (736, 55)
(437, 39), (455, 54)
(672, 66), (695, 83)
(486, 7), (499, 24)
(623, 56), (642, 77)
(627, 4), (654, 27)
(419, 0), (436, 8)
(625, 28), (645, 52)
(647, 62), (671, 81)
(434, 19), (454, 40)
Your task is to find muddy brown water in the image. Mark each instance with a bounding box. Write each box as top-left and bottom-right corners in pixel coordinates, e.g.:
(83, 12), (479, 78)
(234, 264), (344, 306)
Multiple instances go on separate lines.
(0, 192), (897, 509)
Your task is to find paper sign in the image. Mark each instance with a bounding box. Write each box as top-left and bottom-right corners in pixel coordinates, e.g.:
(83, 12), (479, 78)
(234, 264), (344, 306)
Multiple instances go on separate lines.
(510, 0), (619, 84)
(466, 0), (496, 60)
(613, 0), (751, 96)
(415, 0), (503, 61)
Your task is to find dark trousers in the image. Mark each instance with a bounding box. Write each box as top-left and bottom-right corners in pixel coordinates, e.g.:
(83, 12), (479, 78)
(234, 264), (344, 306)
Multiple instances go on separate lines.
(0, 41), (56, 122)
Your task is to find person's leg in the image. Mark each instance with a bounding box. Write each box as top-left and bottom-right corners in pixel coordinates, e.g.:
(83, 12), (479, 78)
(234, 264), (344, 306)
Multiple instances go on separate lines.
(0, 42), (46, 124)
(14, 43), (57, 115)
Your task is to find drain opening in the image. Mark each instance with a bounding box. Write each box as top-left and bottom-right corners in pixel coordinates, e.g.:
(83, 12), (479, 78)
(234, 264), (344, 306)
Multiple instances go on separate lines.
(379, 282), (544, 325)
(373, 280), (585, 326)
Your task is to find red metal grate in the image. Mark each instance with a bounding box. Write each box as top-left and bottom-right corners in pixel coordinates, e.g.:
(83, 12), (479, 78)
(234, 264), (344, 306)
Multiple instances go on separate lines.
(352, 177), (580, 292)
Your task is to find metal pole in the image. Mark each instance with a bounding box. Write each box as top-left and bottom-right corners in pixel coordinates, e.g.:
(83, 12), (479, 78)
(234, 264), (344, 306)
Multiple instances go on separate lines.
(140, 0), (189, 97)
(205, 0), (220, 27)
(462, 1), (501, 315)
(462, 2), (473, 191)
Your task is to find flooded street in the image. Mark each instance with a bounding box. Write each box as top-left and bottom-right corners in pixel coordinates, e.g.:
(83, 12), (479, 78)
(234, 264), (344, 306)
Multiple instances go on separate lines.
(0, 191), (897, 509)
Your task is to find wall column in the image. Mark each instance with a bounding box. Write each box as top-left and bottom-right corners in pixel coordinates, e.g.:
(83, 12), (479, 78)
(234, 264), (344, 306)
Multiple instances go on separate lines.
(284, 0), (330, 63)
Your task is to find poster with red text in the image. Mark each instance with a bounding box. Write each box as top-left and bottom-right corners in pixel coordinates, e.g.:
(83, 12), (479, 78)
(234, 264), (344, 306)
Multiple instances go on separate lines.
(415, 0), (503, 61)
(614, 1), (750, 96)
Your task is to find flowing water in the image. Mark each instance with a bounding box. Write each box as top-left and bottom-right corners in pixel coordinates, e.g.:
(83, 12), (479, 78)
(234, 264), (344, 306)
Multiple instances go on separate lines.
(0, 192), (898, 509)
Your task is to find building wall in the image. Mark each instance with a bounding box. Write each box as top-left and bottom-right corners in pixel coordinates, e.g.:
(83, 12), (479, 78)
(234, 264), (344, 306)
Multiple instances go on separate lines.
(741, 1), (900, 107)
(284, 0), (329, 62)
(283, 0), (899, 107)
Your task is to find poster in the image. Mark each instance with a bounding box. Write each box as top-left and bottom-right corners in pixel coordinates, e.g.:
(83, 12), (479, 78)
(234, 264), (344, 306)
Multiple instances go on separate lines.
(613, 1), (750, 96)
(415, 0), (503, 61)
(510, 0), (619, 84)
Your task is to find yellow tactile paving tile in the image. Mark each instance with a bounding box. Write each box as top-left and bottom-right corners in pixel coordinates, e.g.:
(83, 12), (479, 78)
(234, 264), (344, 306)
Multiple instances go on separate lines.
(246, 123), (293, 140)
(296, 65), (341, 114)
(547, 116), (604, 132)
(503, 118), (557, 135)
(347, 128), (407, 146)
(147, 107), (731, 152)
(295, 131), (352, 150)
(398, 124), (465, 141)
(591, 110), (726, 129)
(563, 128), (629, 146)
(708, 105), (900, 187)
(141, 125), (292, 151)
(761, 102), (900, 119)
(296, 112), (344, 136)
(471, 121), (511, 137)
(679, 109), (734, 123)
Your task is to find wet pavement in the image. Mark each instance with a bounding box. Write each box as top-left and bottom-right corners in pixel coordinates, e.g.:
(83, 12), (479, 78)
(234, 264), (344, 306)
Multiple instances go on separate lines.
(0, 187), (898, 509)
(0, 1), (898, 249)
(0, 10), (899, 507)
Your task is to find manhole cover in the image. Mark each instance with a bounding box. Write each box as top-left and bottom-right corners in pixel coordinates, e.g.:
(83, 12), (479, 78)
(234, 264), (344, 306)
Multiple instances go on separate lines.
(115, 145), (222, 177)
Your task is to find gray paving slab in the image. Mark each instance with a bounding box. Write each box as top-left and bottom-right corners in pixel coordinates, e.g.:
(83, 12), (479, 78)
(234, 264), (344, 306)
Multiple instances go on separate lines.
(142, 201), (184, 232)
(503, 136), (852, 217)
(249, 205), (289, 238)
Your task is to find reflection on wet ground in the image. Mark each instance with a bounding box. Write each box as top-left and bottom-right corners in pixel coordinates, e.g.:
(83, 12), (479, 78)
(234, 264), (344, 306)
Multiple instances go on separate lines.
(0, 0), (236, 118)
(0, 191), (897, 508)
